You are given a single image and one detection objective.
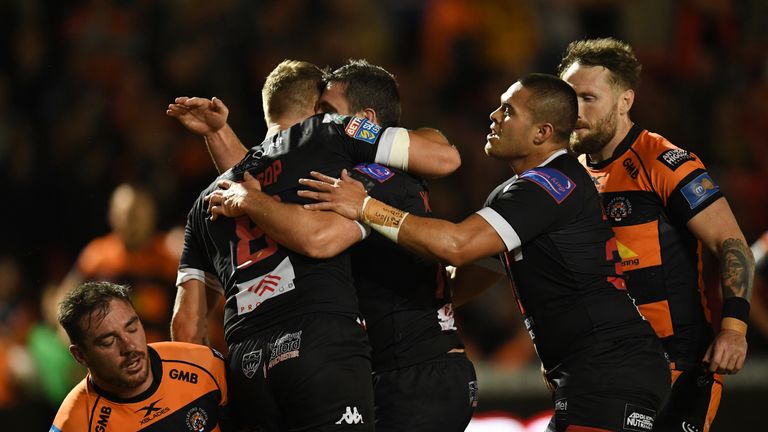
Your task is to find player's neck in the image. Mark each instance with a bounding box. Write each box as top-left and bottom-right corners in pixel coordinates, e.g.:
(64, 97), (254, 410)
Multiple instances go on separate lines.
(510, 146), (565, 174)
(589, 117), (634, 163)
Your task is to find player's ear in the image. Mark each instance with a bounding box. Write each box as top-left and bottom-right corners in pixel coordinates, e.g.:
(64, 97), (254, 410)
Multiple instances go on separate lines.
(618, 88), (635, 116)
(533, 123), (554, 145)
(361, 108), (378, 124)
(69, 344), (88, 366)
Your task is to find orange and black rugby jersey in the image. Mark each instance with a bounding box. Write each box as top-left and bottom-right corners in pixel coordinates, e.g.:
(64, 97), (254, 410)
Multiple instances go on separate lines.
(581, 124), (723, 367)
(50, 342), (228, 432)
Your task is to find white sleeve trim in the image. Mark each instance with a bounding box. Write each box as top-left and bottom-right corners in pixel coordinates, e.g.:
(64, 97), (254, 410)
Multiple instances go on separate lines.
(374, 127), (410, 170)
(475, 207), (522, 252)
(354, 220), (371, 240)
(176, 268), (224, 295)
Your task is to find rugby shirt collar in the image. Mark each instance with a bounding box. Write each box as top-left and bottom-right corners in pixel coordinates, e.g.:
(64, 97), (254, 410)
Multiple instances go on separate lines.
(88, 345), (162, 403)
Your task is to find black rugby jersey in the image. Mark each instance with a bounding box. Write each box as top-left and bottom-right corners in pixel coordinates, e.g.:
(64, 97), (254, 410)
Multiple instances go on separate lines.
(348, 163), (462, 371)
(476, 150), (654, 370)
(179, 114), (389, 344)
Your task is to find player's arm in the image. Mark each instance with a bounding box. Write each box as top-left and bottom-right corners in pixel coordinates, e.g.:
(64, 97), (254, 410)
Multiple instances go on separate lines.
(207, 172), (365, 258)
(687, 197), (754, 374)
(298, 170), (506, 265)
(375, 127), (460, 179)
(167, 96), (247, 173)
(451, 260), (505, 308)
(171, 279), (219, 345)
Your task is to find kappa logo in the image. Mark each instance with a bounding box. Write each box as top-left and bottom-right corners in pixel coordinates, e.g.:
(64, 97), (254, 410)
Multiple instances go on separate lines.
(185, 407), (208, 432)
(242, 349), (263, 379)
(335, 406), (364, 425)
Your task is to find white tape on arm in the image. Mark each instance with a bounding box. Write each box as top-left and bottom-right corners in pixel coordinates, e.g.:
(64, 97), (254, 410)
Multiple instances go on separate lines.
(375, 127), (410, 170)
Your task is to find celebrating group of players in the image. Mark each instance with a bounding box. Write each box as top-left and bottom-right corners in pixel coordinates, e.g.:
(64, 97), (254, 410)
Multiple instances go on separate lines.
(50, 38), (753, 432)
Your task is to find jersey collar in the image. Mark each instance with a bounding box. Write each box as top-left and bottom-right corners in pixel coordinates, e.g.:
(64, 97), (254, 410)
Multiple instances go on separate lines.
(586, 123), (643, 170)
(88, 345), (162, 403)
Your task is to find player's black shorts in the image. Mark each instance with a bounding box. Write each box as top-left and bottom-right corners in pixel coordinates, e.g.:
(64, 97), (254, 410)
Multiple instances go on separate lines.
(545, 335), (671, 432)
(227, 313), (374, 432)
(372, 351), (478, 432)
(653, 366), (723, 432)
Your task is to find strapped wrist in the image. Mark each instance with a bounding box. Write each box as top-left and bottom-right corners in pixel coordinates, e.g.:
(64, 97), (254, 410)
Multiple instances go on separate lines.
(360, 197), (409, 243)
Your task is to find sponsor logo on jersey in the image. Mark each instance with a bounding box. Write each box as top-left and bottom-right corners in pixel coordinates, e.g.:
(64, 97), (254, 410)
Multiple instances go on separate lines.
(335, 406), (364, 425)
(353, 162), (394, 182)
(623, 404), (655, 431)
(680, 173), (719, 209)
(658, 148), (695, 171)
(469, 381), (479, 408)
(554, 398), (567, 412)
(242, 349), (263, 379)
(519, 168), (575, 204)
(437, 303), (457, 331)
(268, 331), (302, 369)
(94, 406), (112, 432)
(617, 241), (640, 267)
(345, 117), (381, 144)
(623, 157), (640, 179)
(235, 256), (296, 315)
(606, 196), (633, 221)
(169, 368), (199, 383)
(137, 399), (171, 426)
(186, 407), (209, 432)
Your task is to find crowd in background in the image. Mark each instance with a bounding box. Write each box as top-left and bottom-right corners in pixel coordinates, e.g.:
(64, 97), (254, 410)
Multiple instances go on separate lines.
(0, 0), (766, 428)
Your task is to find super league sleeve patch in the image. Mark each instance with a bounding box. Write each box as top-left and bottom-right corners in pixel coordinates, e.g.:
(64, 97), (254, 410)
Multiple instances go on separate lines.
(518, 168), (575, 204)
(680, 172), (719, 209)
(345, 117), (382, 144)
(353, 163), (394, 183)
(657, 148), (696, 171)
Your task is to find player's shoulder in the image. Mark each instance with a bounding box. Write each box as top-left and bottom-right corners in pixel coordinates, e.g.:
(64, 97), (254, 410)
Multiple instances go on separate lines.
(516, 152), (580, 204)
(150, 341), (225, 365)
(51, 379), (91, 430)
(632, 130), (699, 171)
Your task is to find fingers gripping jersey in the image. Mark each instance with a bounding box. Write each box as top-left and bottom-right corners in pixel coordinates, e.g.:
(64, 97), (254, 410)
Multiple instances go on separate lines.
(582, 125), (723, 366)
(475, 150), (652, 370)
(178, 114), (391, 344)
(50, 342), (228, 432)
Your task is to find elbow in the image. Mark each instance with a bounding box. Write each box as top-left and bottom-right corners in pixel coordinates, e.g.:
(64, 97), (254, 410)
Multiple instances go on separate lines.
(428, 147), (462, 179)
(435, 238), (471, 267)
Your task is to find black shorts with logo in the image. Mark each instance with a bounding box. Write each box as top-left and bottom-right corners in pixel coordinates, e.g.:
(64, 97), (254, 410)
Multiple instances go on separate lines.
(372, 352), (477, 432)
(545, 335), (671, 432)
(227, 313), (374, 432)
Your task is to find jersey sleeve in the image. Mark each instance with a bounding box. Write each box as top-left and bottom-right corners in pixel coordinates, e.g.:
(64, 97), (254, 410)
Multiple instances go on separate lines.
(647, 145), (723, 225)
(476, 168), (578, 251)
(323, 114), (395, 164)
(176, 201), (224, 294)
(50, 383), (89, 432)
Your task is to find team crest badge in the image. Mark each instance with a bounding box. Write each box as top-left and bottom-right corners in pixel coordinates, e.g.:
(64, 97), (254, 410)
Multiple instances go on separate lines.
(242, 349), (262, 379)
(185, 407), (208, 432)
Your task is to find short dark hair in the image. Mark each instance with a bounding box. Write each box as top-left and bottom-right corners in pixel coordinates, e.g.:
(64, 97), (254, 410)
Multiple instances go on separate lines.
(519, 73), (578, 143)
(323, 59), (401, 128)
(262, 60), (324, 122)
(57, 281), (133, 347)
(557, 38), (642, 91)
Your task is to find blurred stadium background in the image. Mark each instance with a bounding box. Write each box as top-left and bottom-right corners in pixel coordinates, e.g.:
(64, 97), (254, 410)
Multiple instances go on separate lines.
(0, 0), (766, 430)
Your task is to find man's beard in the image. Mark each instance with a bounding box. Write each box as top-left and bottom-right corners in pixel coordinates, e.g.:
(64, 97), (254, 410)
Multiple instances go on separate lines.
(569, 108), (618, 156)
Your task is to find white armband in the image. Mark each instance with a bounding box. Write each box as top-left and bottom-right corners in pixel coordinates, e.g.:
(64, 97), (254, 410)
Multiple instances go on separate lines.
(375, 127), (410, 170)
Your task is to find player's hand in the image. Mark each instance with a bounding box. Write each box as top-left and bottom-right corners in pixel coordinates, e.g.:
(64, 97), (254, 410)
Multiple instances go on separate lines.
(702, 328), (747, 374)
(205, 171), (261, 221)
(298, 169), (367, 221)
(166, 96), (228, 136)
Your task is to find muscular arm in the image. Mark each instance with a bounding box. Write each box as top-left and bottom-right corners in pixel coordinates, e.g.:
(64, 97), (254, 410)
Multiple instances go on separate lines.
(405, 128), (461, 178)
(207, 172), (364, 259)
(298, 170), (507, 266)
(687, 197), (755, 373)
(203, 124), (248, 173)
(171, 279), (220, 345)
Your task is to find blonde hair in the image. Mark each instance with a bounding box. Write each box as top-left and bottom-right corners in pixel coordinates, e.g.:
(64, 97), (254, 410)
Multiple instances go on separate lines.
(262, 60), (323, 123)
